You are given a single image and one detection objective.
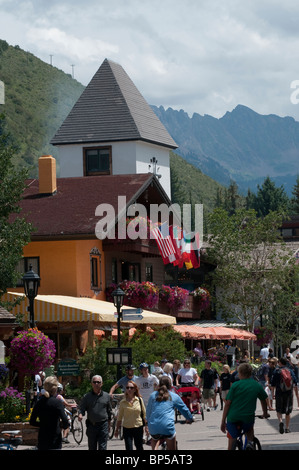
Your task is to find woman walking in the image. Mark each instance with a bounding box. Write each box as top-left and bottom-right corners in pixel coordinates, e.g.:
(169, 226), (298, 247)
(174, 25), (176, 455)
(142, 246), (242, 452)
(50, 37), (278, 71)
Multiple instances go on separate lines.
(114, 380), (147, 450)
(30, 376), (70, 450)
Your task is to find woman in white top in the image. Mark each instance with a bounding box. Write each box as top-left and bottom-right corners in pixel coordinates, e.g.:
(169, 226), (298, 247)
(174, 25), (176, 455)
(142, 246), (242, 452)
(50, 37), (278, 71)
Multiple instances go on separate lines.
(162, 362), (174, 386)
(176, 359), (199, 387)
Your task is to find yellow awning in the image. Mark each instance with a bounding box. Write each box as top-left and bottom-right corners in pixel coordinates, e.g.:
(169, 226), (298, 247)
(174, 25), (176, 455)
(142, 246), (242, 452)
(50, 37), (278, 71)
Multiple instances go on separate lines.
(4, 292), (176, 326)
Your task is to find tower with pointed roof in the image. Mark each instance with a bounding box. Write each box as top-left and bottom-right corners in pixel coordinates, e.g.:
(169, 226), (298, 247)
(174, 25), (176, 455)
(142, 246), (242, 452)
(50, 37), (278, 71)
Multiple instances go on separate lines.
(51, 59), (177, 198)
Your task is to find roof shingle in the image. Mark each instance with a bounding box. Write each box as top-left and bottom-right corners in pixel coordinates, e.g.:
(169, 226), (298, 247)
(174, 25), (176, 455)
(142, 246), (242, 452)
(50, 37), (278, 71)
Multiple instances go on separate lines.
(20, 173), (163, 238)
(51, 59), (177, 149)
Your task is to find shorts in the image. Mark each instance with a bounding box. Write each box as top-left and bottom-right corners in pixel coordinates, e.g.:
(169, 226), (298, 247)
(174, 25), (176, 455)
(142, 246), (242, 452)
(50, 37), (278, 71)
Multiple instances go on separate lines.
(226, 421), (254, 439)
(221, 389), (230, 400)
(202, 388), (215, 400)
(276, 391), (293, 415)
(151, 432), (176, 441)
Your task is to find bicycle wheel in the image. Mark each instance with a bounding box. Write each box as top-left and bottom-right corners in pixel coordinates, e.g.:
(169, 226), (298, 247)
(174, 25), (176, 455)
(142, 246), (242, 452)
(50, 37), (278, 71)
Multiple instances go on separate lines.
(109, 414), (116, 439)
(231, 438), (243, 450)
(72, 415), (84, 445)
(253, 437), (262, 450)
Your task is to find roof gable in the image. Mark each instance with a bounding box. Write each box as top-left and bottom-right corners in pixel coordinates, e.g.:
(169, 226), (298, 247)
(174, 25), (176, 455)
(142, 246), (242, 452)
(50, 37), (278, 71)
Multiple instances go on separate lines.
(51, 59), (177, 149)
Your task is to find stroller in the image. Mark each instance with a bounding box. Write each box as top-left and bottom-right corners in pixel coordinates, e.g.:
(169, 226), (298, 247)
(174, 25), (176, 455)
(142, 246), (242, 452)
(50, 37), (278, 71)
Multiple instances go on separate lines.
(175, 386), (204, 421)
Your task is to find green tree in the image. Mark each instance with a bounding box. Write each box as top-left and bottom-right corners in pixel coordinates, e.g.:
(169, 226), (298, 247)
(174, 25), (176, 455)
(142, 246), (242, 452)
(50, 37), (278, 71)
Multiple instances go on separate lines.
(223, 180), (243, 215)
(207, 208), (297, 349)
(128, 328), (188, 365)
(214, 180), (244, 215)
(290, 175), (299, 214)
(0, 114), (33, 309)
(246, 176), (290, 217)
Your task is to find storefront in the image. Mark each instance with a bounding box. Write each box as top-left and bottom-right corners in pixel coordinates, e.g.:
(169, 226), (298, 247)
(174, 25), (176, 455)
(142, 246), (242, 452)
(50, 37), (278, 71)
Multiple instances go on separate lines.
(4, 292), (176, 361)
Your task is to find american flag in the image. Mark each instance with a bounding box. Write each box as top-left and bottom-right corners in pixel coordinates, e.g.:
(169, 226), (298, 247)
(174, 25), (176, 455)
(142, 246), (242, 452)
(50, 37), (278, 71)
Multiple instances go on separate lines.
(151, 222), (177, 264)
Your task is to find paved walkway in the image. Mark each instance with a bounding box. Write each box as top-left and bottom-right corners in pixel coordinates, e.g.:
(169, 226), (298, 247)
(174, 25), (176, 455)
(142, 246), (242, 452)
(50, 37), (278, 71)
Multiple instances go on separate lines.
(31, 402), (299, 451)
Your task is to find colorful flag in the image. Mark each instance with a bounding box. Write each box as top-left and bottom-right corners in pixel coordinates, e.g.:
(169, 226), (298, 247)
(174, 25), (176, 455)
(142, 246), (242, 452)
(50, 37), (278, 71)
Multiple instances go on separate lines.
(152, 222), (177, 264)
(169, 225), (184, 268)
(182, 231), (200, 269)
(190, 232), (200, 268)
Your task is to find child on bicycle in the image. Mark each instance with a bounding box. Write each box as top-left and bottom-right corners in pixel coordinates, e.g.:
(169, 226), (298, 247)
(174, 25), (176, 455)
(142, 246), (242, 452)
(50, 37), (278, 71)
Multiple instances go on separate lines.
(220, 362), (269, 450)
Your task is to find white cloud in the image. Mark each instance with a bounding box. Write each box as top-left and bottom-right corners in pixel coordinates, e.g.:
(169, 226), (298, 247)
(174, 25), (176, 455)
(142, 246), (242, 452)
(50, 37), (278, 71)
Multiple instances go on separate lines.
(26, 27), (119, 63)
(1, 0), (299, 120)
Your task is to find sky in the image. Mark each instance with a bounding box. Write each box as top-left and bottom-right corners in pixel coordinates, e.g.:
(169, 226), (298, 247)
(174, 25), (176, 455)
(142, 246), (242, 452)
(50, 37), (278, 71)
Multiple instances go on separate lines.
(1, 0), (299, 121)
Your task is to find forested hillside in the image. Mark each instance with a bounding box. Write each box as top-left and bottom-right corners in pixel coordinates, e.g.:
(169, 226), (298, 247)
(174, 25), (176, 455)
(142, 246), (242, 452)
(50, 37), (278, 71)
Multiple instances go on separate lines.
(0, 39), (84, 175)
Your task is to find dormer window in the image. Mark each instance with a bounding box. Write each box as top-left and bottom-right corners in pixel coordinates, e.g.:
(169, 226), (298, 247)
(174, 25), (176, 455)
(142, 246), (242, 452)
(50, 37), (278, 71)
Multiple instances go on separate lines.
(83, 146), (112, 176)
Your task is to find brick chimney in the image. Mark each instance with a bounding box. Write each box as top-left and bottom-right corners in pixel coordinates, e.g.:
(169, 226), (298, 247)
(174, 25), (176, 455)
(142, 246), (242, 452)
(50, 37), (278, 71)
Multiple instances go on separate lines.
(38, 155), (57, 195)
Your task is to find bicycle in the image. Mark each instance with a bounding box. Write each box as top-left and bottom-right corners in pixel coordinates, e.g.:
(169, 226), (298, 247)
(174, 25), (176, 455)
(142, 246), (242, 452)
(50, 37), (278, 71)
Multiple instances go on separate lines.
(66, 400), (84, 445)
(231, 422), (262, 450)
(150, 433), (178, 450)
(109, 394), (123, 440)
(0, 430), (22, 450)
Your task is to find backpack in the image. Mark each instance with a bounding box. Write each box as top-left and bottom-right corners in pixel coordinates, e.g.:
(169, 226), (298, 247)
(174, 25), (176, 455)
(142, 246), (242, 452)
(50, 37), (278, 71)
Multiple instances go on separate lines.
(280, 368), (293, 392)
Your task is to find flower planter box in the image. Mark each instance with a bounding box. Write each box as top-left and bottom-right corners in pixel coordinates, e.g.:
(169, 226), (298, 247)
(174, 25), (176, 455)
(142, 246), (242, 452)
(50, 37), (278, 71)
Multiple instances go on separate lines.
(0, 422), (38, 446)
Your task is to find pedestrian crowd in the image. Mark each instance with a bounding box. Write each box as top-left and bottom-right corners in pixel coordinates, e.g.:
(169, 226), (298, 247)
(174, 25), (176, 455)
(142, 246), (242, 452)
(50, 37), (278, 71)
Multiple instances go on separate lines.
(27, 343), (299, 451)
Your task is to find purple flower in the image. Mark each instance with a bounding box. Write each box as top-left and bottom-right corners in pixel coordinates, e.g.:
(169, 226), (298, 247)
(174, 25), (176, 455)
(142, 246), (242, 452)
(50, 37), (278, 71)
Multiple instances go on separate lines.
(9, 328), (56, 377)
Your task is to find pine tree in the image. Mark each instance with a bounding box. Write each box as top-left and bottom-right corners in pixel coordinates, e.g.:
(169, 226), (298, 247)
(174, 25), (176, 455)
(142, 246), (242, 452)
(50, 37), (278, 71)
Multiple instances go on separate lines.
(291, 175), (299, 214)
(248, 176), (290, 217)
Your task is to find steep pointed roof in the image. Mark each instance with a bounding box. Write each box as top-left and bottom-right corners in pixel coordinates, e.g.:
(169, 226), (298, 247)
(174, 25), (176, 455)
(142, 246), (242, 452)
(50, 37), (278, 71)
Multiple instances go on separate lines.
(51, 59), (177, 149)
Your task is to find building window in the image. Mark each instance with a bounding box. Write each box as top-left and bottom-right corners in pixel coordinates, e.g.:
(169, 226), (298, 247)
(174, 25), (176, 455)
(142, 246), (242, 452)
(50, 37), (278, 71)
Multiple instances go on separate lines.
(83, 146), (112, 176)
(121, 261), (140, 282)
(90, 247), (102, 294)
(16, 257), (40, 287)
(112, 258), (118, 284)
(145, 264), (153, 282)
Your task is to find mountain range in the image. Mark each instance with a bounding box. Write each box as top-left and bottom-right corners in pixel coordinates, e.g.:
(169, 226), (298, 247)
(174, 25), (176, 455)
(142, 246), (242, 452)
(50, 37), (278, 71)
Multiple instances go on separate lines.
(152, 104), (299, 196)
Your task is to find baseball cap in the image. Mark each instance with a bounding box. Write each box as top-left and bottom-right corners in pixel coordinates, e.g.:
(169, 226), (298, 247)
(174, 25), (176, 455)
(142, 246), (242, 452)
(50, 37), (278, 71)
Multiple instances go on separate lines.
(139, 362), (149, 369)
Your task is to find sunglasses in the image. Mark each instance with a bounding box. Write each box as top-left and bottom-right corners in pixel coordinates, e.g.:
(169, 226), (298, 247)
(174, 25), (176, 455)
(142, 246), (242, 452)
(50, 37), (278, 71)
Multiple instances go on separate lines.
(93, 381), (102, 384)
(126, 386), (135, 389)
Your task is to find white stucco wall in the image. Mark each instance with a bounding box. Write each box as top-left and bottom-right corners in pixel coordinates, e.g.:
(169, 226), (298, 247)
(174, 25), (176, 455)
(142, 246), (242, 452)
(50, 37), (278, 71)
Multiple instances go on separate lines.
(56, 140), (171, 198)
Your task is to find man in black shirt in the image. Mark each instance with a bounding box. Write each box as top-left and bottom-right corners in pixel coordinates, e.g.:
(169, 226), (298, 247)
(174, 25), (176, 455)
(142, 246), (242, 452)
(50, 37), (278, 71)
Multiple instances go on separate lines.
(199, 360), (219, 411)
(78, 375), (112, 450)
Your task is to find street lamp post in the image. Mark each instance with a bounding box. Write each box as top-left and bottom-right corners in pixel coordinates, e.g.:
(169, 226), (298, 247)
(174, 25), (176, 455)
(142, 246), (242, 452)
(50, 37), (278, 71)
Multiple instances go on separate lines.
(22, 264), (40, 414)
(22, 264), (40, 329)
(112, 287), (125, 380)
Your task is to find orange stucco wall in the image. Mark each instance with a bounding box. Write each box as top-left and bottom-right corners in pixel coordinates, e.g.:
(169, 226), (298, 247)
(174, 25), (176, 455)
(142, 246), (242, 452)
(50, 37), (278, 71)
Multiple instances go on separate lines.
(11, 239), (105, 300)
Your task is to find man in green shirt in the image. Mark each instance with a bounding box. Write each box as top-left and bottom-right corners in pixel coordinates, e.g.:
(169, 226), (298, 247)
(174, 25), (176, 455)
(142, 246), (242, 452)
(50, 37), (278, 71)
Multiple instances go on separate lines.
(220, 362), (268, 450)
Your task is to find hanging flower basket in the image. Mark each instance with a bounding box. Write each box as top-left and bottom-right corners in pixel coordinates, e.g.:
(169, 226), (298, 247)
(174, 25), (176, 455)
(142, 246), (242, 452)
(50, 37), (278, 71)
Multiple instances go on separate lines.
(253, 326), (273, 347)
(159, 285), (189, 312)
(106, 282), (189, 312)
(9, 328), (56, 377)
(106, 281), (159, 310)
(192, 287), (211, 311)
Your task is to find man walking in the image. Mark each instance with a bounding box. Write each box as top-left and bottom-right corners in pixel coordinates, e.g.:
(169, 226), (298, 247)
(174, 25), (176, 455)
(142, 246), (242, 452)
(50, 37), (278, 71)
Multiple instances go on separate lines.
(199, 360), (219, 411)
(78, 375), (112, 450)
(271, 357), (297, 434)
(109, 364), (138, 395)
(135, 363), (159, 407)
